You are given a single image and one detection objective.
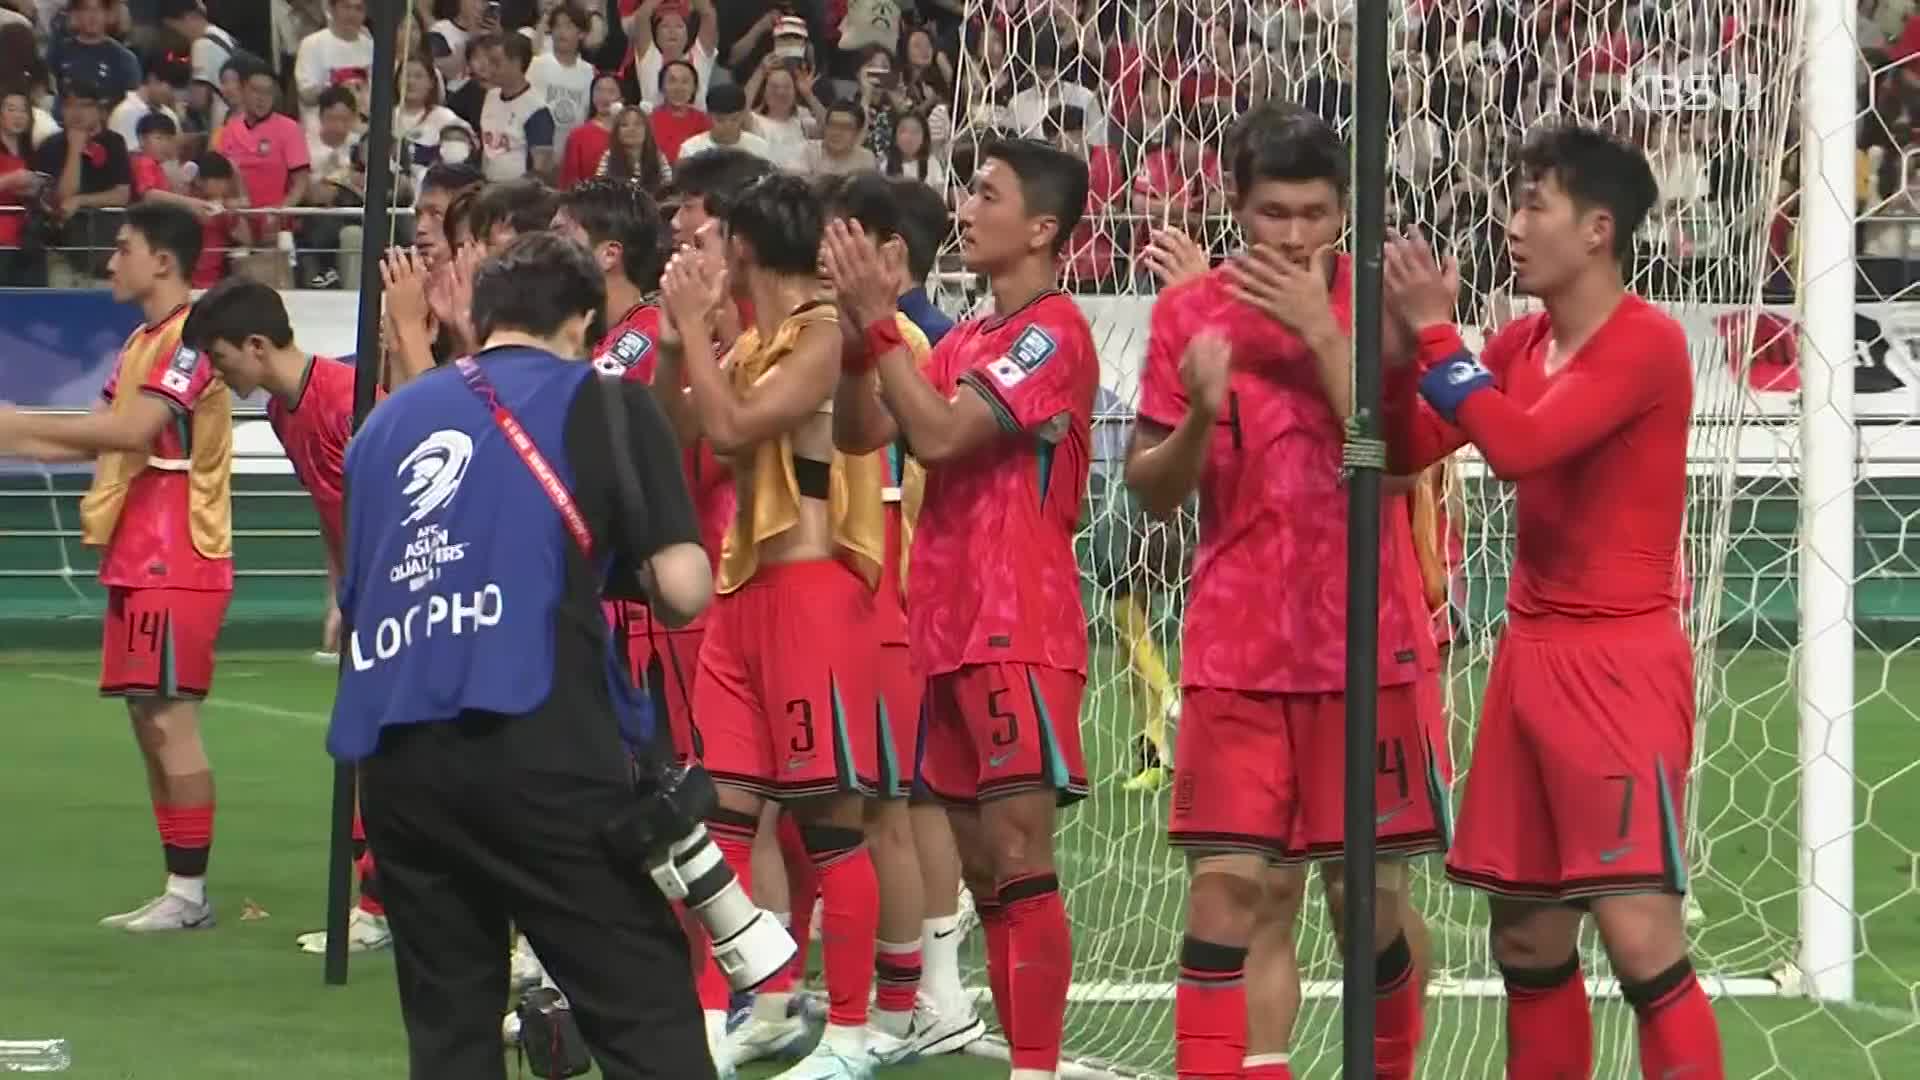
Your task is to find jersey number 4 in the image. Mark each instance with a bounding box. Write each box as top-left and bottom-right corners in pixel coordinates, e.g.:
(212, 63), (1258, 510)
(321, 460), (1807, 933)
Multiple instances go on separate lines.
(126, 611), (163, 657)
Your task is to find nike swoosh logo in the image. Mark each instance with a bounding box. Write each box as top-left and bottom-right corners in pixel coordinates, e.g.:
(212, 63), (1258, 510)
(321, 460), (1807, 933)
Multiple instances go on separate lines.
(932, 928), (958, 940)
(1599, 845), (1634, 864)
(988, 751), (1016, 768)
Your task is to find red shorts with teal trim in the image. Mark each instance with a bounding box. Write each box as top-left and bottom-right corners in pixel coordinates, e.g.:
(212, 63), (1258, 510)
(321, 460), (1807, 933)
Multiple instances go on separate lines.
(917, 663), (1088, 806)
(873, 642), (922, 799)
(100, 587), (231, 699)
(1445, 612), (1694, 901)
(692, 560), (880, 800)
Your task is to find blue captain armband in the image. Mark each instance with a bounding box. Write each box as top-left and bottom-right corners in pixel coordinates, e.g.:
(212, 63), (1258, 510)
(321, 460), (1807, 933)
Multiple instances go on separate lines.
(1417, 351), (1495, 423)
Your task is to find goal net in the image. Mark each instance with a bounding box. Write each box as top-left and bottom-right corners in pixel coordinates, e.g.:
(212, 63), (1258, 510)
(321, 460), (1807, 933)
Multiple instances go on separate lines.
(931, 0), (1919, 1076)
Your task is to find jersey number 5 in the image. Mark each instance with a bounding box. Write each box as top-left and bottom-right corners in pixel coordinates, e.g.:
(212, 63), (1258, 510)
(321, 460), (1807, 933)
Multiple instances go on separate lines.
(986, 688), (1019, 747)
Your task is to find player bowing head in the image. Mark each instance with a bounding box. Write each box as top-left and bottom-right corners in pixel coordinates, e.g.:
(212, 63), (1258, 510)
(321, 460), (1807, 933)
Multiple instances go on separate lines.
(1382, 124), (1719, 1080)
(1505, 123), (1660, 297)
(662, 169), (890, 1080)
(822, 135), (1096, 1080)
(1124, 97), (1447, 1080)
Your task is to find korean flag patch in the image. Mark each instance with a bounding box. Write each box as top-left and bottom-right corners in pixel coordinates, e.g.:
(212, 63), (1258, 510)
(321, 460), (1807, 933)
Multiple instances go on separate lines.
(988, 325), (1058, 389)
(161, 344), (198, 395)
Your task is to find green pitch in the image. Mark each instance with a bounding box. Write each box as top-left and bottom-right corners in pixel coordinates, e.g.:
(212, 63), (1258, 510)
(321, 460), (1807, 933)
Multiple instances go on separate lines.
(0, 647), (1915, 1079)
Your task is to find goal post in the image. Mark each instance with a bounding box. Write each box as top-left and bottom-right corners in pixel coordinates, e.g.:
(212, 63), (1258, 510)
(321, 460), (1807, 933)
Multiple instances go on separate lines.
(931, 0), (1920, 1075)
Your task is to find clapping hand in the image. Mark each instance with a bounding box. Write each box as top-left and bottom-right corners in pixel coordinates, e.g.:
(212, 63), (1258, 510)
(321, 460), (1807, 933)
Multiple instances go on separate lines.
(819, 219), (902, 330)
(1224, 243), (1339, 342)
(1180, 330), (1232, 419)
(381, 247), (432, 337)
(661, 246), (728, 337)
(1382, 231), (1460, 334)
(1140, 226), (1209, 289)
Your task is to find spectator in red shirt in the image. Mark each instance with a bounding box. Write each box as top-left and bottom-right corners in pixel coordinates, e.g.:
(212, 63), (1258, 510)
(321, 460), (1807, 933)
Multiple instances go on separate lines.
(648, 58), (711, 164)
(130, 112), (180, 198)
(560, 74), (625, 189)
(186, 151), (247, 288)
(0, 87), (46, 286)
(1130, 113), (1226, 243)
(1049, 104), (1122, 286)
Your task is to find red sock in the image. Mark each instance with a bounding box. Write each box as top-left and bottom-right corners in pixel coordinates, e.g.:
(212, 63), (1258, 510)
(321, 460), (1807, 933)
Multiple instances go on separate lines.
(1625, 958), (1725, 1080)
(1173, 935), (1246, 1078)
(780, 813), (819, 989)
(978, 899), (1015, 1043)
(701, 812), (758, 1010)
(1001, 873), (1072, 1073)
(354, 851), (385, 917)
(1375, 932), (1421, 1080)
(802, 825), (878, 1028)
(1502, 957), (1593, 1079)
(153, 802), (214, 878)
(1242, 1055), (1293, 1078)
(874, 939), (923, 1016)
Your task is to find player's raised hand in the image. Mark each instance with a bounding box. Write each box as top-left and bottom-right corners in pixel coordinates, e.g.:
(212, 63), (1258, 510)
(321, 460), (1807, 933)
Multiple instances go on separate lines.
(1141, 227), (1209, 289)
(821, 219), (901, 328)
(1180, 330), (1233, 419)
(1383, 231), (1460, 333)
(661, 248), (725, 334)
(381, 248), (430, 335)
(1226, 243), (1338, 342)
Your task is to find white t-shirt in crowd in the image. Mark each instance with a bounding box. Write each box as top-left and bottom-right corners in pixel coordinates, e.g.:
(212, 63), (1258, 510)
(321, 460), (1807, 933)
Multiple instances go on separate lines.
(675, 128), (772, 163)
(429, 18), (473, 62)
(108, 93), (179, 150)
(752, 111), (814, 173)
(634, 42), (715, 110)
(527, 52), (595, 156)
(294, 27), (375, 128)
(396, 104), (470, 188)
(1009, 80), (1107, 145)
(480, 83), (556, 182)
(307, 130), (361, 185)
(190, 24), (238, 129)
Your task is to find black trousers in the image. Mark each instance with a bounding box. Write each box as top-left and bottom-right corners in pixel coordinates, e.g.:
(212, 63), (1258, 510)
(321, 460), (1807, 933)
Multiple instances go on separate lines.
(362, 714), (714, 1080)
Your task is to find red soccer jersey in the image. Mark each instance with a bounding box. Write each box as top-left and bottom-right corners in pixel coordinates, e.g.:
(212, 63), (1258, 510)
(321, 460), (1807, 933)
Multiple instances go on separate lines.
(267, 354), (355, 567)
(908, 291), (1098, 677)
(594, 302), (664, 382)
(1385, 294), (1691, 622)
(1138, 262), (1424, 694)
(98, 306), (234, 592)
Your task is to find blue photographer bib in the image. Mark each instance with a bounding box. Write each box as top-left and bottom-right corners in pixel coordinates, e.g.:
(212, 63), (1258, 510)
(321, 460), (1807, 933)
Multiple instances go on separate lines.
(327, 347), (650, 761)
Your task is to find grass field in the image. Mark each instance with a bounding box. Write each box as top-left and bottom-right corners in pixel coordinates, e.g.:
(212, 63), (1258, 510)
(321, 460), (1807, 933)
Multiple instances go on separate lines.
(1, 645), (1916, 1079)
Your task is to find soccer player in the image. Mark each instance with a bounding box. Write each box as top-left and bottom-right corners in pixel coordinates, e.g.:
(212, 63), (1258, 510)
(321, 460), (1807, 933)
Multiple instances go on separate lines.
(1122, 103), (1444, 1080)
(468, 177), (560, 255)
(1381, 123), (1725, 1079)
(178, 278), (396, 956)
(410, 161), (484, 272)
(658, 172), (885, 1080)
(0, 203), (230, 933)
(823, 135), (1096, 1080)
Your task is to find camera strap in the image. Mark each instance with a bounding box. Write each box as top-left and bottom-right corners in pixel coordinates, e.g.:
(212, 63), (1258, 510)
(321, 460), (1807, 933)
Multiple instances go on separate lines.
(455, 356), (596, 558)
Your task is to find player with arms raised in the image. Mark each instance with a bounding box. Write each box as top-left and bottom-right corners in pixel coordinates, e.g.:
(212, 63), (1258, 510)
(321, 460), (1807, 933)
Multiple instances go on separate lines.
(0, 204), (230, 932)
(178, 277), (395, 956)
(1124, 102), (1443, 1080)
(823, 136), (1096, 1080)
(1381, 123), (1725, 1078)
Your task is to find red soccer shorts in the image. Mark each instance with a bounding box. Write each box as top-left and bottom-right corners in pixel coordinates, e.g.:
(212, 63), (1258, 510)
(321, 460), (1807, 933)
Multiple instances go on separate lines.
(100, 587), (232, 699)
(1445, 612), (1694, 901)
(692, 560), (881, 799)
(624, 605), (705, 762)
(917, 663), (1089, 806)
(1168, 677), (1451, 862)
(874, 642), (922, 799)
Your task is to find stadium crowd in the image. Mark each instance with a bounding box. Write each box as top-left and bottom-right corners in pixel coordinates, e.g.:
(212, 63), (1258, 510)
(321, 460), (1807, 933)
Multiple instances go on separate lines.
(0, 0), (1914, 298)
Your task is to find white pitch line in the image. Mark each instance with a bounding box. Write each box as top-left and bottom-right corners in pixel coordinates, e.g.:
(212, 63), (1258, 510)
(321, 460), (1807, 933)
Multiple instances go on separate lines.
(28, 672), (327, 726)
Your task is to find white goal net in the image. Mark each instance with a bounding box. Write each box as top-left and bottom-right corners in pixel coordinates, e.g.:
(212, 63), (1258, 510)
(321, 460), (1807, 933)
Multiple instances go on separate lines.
(930, 0), (1920, 1076)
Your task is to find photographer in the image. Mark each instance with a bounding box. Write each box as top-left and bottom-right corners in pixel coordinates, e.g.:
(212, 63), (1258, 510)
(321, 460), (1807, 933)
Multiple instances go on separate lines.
(328, 232), (716, 1079)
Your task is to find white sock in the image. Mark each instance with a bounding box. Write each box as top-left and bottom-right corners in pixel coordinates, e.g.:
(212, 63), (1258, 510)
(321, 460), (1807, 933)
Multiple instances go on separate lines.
(921, 914), (965, 1007)
(871, 1006), (912, 1038)
(820, 1022), (866, 1054)
(165, 874), (205, 905)
(1244, 1052), (1291, 1068)
(752, 991), (791, 1023)
(1010, 1070), (1054, 1080)
(703, 1009), (729, 1056)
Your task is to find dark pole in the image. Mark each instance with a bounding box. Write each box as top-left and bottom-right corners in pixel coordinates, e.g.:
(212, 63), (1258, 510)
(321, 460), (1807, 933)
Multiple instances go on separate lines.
(1342, 0), (1390, 1073)
(328, 0), (403, 988)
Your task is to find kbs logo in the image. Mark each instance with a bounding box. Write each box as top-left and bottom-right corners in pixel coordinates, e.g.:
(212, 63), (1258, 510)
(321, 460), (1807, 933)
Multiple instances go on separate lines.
(1625, 73), (1764, 112)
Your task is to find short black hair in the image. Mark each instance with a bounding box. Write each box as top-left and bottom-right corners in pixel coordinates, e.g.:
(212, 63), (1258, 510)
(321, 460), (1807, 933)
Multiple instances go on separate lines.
(470, 178), (559, 243)
(558, 177), (666, 290)
(157, 0), (207, 21)
(472, 231), (606, 344)
(194, 150), (234, 181)
(1516, 123), (1659, 261)
(820, 172), (901, 244)
(142, 47), (192, 87)
(62, 77), (104, 105)
(889, 178), (948, 282)
(317, 85), (357, 115)
(977, 135), (1087, 257)
(136, 111), (178, 138)
(706, 82), (746, 115)
(421, 161), (484, 196)
(658, 57), (698, 92)
(725, 173), (826, 277)
(1228, 99), (1348, 200)
(467, 31), (502, 60)
(671, 146), (775, 217)
(499, 31), (533, 72)
(825, 100), (865, 129)
(445, 189), (477, 246)
(549, 2), (590, 31)
(1045, 104), (1085, 139)
(183, 276), (295, 352)
(124, 201), (203, 278)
